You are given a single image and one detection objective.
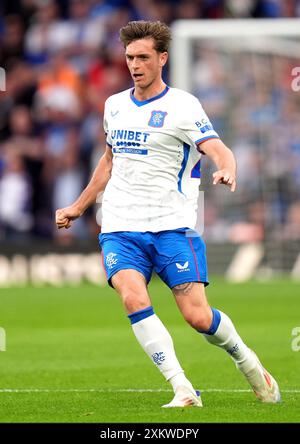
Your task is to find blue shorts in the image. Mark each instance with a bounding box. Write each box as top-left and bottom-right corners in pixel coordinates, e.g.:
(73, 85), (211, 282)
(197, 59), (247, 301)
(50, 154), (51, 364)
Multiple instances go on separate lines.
(99, 228), (209, 289)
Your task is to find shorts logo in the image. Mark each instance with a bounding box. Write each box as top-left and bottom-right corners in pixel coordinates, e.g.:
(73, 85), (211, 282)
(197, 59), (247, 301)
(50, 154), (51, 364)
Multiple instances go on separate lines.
(148, 111), (167, 128)
(152, 352), (166, 366)
(176, 261), (190, 272)
(106, 252), (118, 269)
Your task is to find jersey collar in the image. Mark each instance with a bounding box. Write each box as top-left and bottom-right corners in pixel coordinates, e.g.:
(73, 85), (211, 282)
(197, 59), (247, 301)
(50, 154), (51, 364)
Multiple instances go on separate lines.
(130, 85), (169, 107)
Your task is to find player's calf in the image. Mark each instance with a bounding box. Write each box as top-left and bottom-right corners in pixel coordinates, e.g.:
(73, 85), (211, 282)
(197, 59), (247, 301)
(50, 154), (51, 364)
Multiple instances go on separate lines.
(172, 282), (213, 331)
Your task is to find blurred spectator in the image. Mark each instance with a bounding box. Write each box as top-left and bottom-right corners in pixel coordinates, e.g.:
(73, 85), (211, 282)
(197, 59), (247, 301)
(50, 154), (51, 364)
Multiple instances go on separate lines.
(252, 0), (299, 17)
(59, 0), (106, 74)
(282, 202), (300, 240)
(4, 59), (37, 107)
(24, 0), (62, 64)
(0, 60), (37, 144)
(225, 0), (257, 17)
(228, 201), (265, 243)
(5, 105), (45, 234)
(131, 0), (173, 23)
(0, 14), (25, 68)
(175, 0), (203, 19)
(37, 51), (83, 104)
(0, 150), (33, 239)
(35, 81), (84, 241)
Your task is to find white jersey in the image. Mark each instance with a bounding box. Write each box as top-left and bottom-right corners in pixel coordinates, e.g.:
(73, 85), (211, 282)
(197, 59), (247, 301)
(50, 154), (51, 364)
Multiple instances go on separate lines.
(101, 86), (219, 233)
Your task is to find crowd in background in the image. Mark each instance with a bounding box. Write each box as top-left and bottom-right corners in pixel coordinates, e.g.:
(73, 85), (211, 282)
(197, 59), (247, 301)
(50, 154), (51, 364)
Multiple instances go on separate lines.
(192, 46), (300, 244)
(0, 0), (300, 245)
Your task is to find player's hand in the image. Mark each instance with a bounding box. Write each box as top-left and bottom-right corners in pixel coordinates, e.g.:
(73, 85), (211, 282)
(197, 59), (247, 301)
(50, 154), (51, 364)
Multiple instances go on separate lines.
(213, 170), (236, 192)
(55, 205), (82, 229)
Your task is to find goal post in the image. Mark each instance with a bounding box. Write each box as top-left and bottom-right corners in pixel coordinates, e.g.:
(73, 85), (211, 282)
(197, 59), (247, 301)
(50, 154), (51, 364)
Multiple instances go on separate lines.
(170, 19), (300, 279)
(171, 19), (300, 91)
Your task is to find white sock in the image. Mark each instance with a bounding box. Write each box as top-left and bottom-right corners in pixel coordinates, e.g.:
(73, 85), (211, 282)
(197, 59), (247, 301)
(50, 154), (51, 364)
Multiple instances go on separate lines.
(201, 308), (257, 374)
(128, 306), (194, 393)
(169, 372), (195, 393)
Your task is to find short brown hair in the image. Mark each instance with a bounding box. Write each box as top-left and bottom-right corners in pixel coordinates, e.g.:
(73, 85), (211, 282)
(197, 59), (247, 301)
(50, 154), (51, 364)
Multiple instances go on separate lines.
(119, 21), (171, 53)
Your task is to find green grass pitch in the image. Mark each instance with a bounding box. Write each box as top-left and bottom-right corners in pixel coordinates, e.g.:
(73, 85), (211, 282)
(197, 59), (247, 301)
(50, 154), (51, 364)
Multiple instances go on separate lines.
(0, 278), (299, 423)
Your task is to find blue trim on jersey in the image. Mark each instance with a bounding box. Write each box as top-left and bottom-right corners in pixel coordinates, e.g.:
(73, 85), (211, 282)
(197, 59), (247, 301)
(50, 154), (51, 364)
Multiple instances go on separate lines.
(178, 143), (190, 194)
(191, 159), (201, 178)
(195, 135), (219, 145)
(199, 308), (221, 335)
(106, 141), (112, 148)
(130, 86), (169, 107)
(128, 306), (154, 325)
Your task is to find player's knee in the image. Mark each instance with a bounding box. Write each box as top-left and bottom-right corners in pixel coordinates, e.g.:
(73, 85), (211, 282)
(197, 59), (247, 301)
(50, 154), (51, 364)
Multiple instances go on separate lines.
(183, 309), (212, 331)
(122, 290), (149, 314)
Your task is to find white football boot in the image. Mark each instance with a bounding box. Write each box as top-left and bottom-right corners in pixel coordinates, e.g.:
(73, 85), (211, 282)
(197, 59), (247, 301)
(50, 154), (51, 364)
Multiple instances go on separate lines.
(162, 386), (202, 408)
(238, 351), (281, 403)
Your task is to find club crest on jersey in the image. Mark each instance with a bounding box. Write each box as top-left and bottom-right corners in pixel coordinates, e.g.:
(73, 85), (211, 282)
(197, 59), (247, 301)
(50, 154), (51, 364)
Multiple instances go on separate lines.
(148, 110), (167, 128)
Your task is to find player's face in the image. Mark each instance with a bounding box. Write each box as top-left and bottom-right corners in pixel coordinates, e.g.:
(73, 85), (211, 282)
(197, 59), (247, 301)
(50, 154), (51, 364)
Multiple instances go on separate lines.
(125, 38), (168, 89)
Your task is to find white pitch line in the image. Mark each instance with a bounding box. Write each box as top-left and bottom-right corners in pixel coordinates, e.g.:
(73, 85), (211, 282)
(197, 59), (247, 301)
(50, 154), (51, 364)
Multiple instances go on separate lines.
(0, 388), (299, 393)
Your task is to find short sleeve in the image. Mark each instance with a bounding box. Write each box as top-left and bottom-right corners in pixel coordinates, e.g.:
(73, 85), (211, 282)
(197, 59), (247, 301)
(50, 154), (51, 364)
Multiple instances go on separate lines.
(177, 96), (219, 148)
(103, 100), (112, 147)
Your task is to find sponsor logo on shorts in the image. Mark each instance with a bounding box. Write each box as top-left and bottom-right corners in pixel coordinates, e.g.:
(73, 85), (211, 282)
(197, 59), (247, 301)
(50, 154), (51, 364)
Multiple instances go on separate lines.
(106, 252), (118, 269)
(176, 261), (190, 272)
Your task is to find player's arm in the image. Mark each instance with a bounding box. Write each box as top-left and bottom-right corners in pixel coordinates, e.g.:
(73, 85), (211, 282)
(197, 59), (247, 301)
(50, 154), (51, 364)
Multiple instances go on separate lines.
(198, 138), (237, 192)
(55, 145), (113, 229)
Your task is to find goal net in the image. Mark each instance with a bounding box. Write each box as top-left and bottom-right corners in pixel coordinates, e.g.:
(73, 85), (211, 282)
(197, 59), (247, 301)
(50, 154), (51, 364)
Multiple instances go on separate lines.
(170, 19), (300, 279)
